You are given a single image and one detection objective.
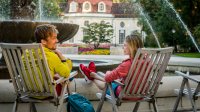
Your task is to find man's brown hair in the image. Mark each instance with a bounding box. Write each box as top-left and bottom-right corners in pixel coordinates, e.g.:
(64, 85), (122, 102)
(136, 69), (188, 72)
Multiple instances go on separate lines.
(34, 24), (58, 43)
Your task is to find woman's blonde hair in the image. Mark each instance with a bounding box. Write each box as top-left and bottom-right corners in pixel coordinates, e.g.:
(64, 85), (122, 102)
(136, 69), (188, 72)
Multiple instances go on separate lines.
(125, 33), (144, 58)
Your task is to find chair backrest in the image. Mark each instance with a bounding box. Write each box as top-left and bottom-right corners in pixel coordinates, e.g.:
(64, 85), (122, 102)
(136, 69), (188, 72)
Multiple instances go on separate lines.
(120, 47), (173, 99)
(0, 43), (57, 98)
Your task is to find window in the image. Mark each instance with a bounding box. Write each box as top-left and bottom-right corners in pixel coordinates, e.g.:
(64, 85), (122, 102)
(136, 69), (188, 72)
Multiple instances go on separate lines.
(69, 1), (77, 12)
(85, 3), (90, 10)
(119, 30), (126, 44)
(98, 2), (106, 12)
(69, 37), (74, 43)
(84, 21), (89, 26)
(100, 20), (105, 24)
(120, 22), (125, 28)
(83, 29), (88, 36)
(82, 1), (92, 12)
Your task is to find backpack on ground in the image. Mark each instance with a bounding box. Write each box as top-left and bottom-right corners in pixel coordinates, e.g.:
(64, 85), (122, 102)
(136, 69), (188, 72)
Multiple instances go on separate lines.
(66, 93), (95, 112)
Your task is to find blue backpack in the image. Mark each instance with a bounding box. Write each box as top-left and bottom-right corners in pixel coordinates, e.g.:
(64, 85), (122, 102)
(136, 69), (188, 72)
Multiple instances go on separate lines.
(67, 93), (95, 112)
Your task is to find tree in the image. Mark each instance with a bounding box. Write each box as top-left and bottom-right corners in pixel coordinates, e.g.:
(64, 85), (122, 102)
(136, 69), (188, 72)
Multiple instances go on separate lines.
(139, 0), (199, 52)
(82, 22), (113, 49)
(194, 24), (200, 44)
(0, 0), (10, 20)
(41, 0), (61, 20)
(1, 0), (62, 20)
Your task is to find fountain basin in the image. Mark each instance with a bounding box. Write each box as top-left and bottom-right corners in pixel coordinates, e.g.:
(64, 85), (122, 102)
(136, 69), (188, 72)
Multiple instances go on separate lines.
(0, 20), (79, 66)
(0, 54), (120, 79)
(0, 20), (79, 43)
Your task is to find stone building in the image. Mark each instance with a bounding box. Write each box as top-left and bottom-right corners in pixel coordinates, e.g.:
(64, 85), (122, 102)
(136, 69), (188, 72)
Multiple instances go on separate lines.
(63, 0), (141, 45)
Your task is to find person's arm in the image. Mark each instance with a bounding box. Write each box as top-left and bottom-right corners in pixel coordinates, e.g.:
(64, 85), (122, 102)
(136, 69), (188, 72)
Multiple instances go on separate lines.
(53, 49), (69, 61)
(104, 60), (131, 82)
(47, 50), (72, 78)
(53, 49), (72, 70)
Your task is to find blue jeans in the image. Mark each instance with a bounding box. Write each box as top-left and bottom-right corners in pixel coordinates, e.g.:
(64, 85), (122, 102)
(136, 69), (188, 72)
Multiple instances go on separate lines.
(106, 82), (119, 97)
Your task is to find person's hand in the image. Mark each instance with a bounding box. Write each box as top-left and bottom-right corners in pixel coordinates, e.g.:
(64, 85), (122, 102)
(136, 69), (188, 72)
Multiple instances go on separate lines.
(53, 50), (66, 60)
(53, 74), (60, 80)
(53, 50), (62, 57)
(106, 71), (111, 75)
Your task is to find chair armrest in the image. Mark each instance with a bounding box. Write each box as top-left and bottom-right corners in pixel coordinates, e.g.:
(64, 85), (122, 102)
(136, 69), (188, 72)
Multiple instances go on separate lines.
(175, 71), (200, 83)
(97, 72), (124, 86)
(97, 71), (106, 78)
(113, 80), (124, 86)
(55, 71), (78, 84)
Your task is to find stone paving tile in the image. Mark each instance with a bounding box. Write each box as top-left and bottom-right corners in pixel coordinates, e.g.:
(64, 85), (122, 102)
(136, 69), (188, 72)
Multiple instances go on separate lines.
(1, 101), (200, 112)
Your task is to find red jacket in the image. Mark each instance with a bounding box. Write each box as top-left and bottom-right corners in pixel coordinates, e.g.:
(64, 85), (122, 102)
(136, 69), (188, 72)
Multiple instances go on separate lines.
(105, 57), (151, 97)
(105, 58), (132, 83)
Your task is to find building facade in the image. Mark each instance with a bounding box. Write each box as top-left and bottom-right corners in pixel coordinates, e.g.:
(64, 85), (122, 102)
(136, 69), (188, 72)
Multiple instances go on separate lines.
(63, 0), (141, 45)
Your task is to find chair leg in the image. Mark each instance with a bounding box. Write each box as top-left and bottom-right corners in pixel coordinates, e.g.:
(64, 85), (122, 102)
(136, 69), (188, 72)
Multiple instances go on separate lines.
(30, 102), (37, 112)
(172, 78), (186, 112)
(56, 105), (63, 112)
(96, 85), (107, 112)
(108, 83), (118, 112)
(112, 105), (118, 112)
(151, 98), (158, 112)
(12, 101), (18, 112)
(111, 103), (118, 112)
(133, 102), (140, 112)
(56, 82), (68, 112)
(185, 80), (197, 112)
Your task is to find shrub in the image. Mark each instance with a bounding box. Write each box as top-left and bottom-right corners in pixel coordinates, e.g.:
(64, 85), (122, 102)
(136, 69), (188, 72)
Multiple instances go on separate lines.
(81, 49), (110, 55)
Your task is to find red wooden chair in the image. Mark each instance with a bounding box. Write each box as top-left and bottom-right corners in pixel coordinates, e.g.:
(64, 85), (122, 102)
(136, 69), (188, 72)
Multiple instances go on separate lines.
(96, 47), (173, 112)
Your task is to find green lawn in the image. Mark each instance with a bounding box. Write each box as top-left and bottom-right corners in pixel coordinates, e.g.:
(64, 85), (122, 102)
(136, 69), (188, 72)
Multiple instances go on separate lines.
(175, 53), (200, 58)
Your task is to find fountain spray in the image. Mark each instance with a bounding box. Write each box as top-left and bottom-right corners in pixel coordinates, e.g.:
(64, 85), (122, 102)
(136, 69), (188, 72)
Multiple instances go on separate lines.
(134, 2), (161, 48)
(163, 0), (200, 52)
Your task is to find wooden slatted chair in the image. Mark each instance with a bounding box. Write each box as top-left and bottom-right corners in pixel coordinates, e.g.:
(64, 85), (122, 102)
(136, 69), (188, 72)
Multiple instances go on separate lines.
(173, 71), (200, 112)
(0, 43), (77, 112)
(96, 47), (173, 112)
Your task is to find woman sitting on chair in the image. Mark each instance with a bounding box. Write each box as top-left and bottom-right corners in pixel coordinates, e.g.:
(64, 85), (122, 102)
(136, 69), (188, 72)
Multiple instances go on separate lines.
(79, 32), (144, 97)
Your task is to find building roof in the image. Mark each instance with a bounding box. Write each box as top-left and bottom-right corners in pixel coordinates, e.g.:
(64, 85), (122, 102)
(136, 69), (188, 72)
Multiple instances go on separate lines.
(111, 3), (137, 18)
(74, 0), (112, 6)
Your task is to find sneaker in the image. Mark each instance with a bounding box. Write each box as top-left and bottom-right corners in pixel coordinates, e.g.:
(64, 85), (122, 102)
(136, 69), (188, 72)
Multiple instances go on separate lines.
(96, 93), (102, 99)
(96, 93), (111, 100)
(79, 64), (94, 83)
(88, 61), (96, 73)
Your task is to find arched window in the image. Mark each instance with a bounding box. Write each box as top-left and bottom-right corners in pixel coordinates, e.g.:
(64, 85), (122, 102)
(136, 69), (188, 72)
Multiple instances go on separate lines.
(119, 21), (126, 44)
(84, 20), (89, 26)
(82, 1), (92, 12)
(69, 1), (77, 12)
(119, 30), (126, 44)
(120, 21), (125, 28)
(98, 2), (106, 12)
(100, 20), (105, 24)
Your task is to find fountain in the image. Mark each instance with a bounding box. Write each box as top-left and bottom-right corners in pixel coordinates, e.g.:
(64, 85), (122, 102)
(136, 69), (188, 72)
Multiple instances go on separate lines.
(0, 0), (79, 43)
(163, 0), (200, 52)
(135, 3), (161, 48)
(134, 0), (200, 52)
(0, 0), (79, 78)
(0, 20), (79, 43)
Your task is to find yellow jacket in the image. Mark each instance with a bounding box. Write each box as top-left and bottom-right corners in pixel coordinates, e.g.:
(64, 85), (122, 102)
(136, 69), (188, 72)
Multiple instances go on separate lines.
(22, 47), (72, 98)
(43, 47), (72, 79)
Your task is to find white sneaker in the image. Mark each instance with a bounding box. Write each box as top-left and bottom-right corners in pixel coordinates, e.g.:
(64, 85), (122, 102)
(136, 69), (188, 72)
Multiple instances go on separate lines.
(96, 93), (102, 99)
(96, 93), (111, 99)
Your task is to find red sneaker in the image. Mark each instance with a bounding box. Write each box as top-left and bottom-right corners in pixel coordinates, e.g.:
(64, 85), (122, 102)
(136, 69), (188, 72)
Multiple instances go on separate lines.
(88, 61), (96, 73)
(79, 64), (94, 83)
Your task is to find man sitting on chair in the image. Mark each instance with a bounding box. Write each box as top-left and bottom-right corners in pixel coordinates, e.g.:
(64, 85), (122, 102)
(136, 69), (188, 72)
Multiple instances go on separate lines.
(34, 24), (72, 96)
